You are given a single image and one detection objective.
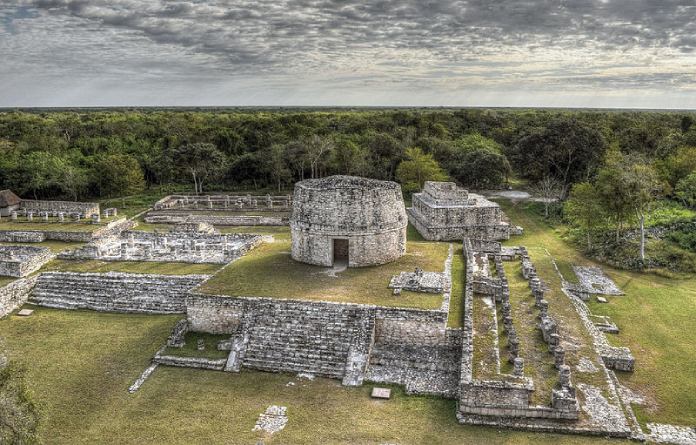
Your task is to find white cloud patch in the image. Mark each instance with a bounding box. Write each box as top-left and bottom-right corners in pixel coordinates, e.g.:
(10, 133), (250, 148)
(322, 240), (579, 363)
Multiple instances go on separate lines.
(0, 0), (695, 107)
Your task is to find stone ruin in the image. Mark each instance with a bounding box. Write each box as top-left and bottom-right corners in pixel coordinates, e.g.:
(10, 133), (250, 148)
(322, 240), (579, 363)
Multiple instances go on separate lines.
(388, 267), (446, 295)
(145, 194), (291, 226)
(18, 198), (100, 219)
(290, 175), (407, 267)
(153, 193), (292, 212)
(0, 245), (54, 278)
(408, 181), (512, 241)
(59, 223), (262, 265)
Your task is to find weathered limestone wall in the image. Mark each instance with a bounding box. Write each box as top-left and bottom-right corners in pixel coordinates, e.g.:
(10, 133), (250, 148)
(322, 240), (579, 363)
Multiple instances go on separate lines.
(0, 218), (133, 244)
(0, 246), (54, 277)
(30, 272), (209, 313)
(0, 275), (38, 317)
(144, 212), (288, 226)
(20, 199), (100, 217)
(290, 176), (407, 267)
(154, 194), (292, 212)
(59, 230), (261, 265)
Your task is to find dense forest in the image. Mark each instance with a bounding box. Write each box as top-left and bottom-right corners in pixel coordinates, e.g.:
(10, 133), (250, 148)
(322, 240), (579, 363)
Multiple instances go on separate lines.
(0, 108), (693, 198)
(2, 108), (696, 271)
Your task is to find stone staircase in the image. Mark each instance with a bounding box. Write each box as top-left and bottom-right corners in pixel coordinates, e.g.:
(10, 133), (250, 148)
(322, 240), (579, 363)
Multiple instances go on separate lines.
(240, 301), (374, 379)
(30, 271), (208, 314)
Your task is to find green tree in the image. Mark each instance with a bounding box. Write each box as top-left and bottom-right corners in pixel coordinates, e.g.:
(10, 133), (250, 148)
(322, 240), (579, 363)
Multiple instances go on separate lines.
(625, 162), (664, 261)
(656, 146), (696, 188)
(92, 153), (145, 198)
(173, 143), (227, 193)
(564, 182), (606, 249)
(396, 147), (448, 193)
(265, 144), (292, 192)
(675, 173), (696, 209)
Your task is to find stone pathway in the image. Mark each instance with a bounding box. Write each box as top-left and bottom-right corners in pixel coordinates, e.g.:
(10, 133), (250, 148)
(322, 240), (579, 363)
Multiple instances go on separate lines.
(252, 405), (288, 434)
(647, 424), (696, 445)
(128, 363), (158, 393)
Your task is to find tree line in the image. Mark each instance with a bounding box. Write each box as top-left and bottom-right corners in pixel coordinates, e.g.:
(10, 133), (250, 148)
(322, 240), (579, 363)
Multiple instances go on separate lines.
(0, 109), (694, 203)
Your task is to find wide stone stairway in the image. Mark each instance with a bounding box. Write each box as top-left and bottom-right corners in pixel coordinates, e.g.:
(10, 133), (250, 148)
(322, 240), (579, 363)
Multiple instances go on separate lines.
(30, 271), (208, 313)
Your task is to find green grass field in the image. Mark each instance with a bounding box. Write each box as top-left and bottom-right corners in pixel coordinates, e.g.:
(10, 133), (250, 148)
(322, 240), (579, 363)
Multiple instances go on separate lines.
(199, 238), (449, 309)
(0, 307), (624, 445)
(498, 200), (696, 426)
(0, 240), (85, 253)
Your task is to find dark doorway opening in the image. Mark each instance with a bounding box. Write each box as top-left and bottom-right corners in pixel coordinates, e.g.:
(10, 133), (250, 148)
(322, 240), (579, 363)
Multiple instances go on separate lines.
(333, 238), (349, 265)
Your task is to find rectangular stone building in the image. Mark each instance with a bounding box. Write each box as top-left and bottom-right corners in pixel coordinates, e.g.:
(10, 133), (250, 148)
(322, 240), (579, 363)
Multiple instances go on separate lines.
(408, 182), (510, 241)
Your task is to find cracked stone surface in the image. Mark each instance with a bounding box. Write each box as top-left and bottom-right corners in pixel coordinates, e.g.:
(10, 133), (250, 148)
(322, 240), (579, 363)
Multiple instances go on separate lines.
(647, 423), (696, 445)
(577, 383), (630, 433)
(572, 266), (623, 295)
(252, 405), (288, 434)
(576, 357), (599, 373)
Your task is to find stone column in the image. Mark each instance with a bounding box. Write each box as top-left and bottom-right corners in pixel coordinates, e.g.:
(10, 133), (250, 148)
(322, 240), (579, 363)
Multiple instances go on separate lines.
(513, 357), (525, 376)
(559, 365), (572, 389)
(554, 345), (566, 369)
(58, 212), (65, 222)
(92, 214), (101, 224)
(120, 243), (128, 259)
(42, 212), (49, 222)
(11, 211), (17, 220)
(27, 212), (33, 222)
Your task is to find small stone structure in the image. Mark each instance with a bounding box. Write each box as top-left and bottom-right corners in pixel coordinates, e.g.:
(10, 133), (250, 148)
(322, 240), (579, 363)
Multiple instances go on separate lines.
(0, 246), (53, 277)
(252, 405), (288, 434)
(19, 198), (100, 218)
(408, 182), (511, 241)
(0, 189), (21, 217)
(0, 275), (39, 317)
(388, 268), (446, 294)
(290, 175), (407, 267)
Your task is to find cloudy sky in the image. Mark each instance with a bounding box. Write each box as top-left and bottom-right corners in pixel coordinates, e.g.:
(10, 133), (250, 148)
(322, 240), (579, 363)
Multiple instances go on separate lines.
(1, 0), (695, 108)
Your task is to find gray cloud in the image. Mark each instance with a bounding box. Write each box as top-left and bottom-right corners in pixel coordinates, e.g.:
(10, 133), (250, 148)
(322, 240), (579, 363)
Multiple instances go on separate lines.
(0, 0), (695, 107)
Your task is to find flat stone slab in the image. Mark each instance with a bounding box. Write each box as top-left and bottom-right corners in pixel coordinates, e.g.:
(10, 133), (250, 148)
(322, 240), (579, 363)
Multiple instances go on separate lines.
(647, 423), (696, 445)
(389, 269), (445, 294)
(371, 387), (391, 399)
(252, 405), (288, 434)
(16, 308), (34, 316)
(572, 266), (623, 295)
(596, 296), (608, 303)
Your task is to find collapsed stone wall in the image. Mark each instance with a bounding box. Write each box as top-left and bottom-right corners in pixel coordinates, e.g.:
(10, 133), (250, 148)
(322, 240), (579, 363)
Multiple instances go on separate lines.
(0, 275), (38, 317)
(59, 230), (261, 265)
(30, 271), (209, 314)
(0, 246), (54, 277)
(20, 199), (99, 217)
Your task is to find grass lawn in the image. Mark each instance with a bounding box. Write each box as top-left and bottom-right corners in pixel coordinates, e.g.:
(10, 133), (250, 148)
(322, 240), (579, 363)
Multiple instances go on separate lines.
(498, 200), (696, 426)
(447, 245), (464, 328)
(199, 238), (449, 309)
(0, 307), (624, 445)
(0, 240), (85, 253)
(42, 259), (221, 275)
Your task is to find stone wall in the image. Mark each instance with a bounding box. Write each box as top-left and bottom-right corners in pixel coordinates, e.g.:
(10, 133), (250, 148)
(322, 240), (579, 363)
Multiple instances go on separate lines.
(59, 230), (261, 265)
(144, 212), (288, 226)
(20, 199), (99, 217)
(0, 218), (134, 245)
(30, 272), (209, 313)
(0, 246), (54, 277)
(0, 275), (38, 317)
(153, 194), (292, 212)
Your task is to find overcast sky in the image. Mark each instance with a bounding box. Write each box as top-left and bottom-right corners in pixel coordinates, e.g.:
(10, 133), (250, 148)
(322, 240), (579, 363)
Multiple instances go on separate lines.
(1, 0), (695, 108)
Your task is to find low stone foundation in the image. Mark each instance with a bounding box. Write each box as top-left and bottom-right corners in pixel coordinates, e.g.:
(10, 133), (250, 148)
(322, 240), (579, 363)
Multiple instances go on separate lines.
(0, 245), (54, 277)
(0, 275), (38, 317)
